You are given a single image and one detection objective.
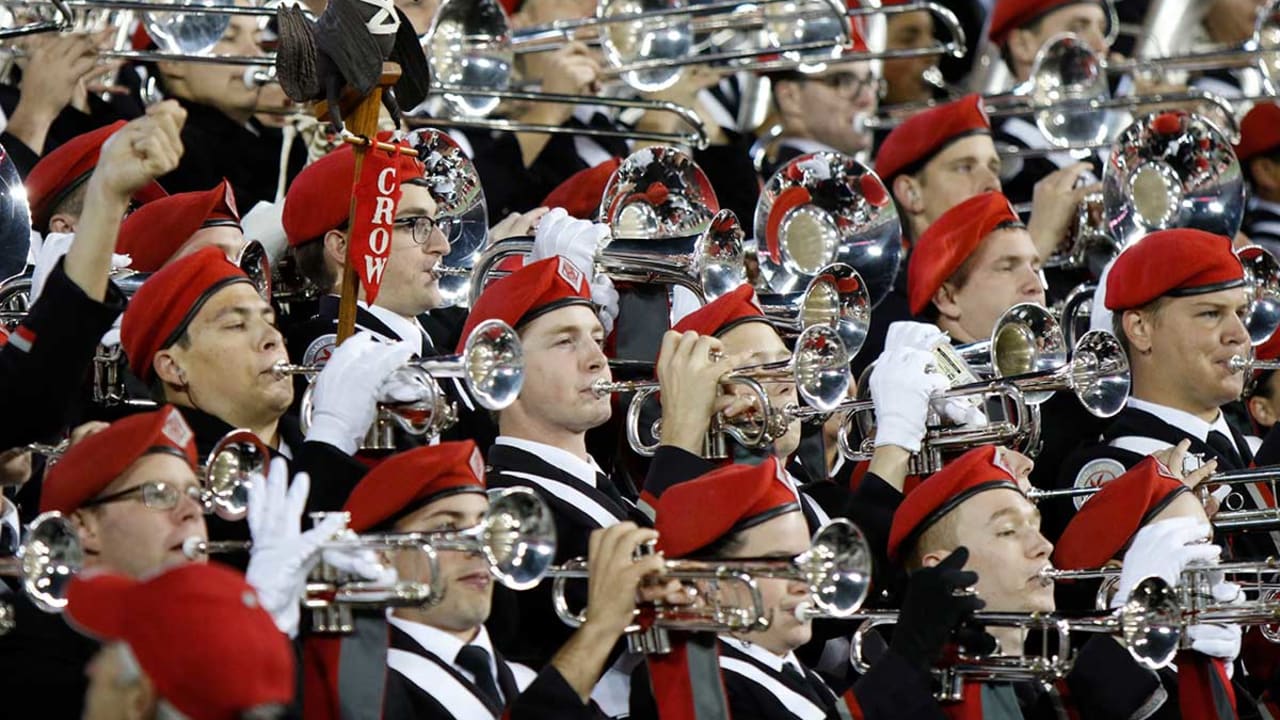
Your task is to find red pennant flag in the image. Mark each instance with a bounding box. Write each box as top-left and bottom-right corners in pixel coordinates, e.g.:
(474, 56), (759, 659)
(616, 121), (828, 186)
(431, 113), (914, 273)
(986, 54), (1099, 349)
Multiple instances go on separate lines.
(348, 146), (405, 305)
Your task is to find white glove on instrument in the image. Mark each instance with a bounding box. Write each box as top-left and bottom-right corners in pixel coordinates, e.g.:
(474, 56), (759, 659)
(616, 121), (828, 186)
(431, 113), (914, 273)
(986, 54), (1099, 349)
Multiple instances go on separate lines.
(883, 321), (947, 353)
(530, 207), (608, 277)
(591, 273), (620, 336)
(305, 333), (417, 454)
(244, 458), (346, 638)
(870, 347), (949, 452)
(321, 529), (399, 587)
(1112, 516), (1219, 609)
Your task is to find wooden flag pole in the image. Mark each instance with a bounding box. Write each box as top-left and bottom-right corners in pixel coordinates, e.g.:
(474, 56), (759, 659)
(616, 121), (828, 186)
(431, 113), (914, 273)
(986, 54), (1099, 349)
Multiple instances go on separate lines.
(314, 62), (403, 345)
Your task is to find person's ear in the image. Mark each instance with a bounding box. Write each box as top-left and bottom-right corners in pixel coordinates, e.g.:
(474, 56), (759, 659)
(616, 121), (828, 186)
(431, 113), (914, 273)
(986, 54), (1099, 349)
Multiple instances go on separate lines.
(48, 214), (76, 235)
(773, 80), (802, 117)
(323, 229), (347, 269)
(152, 349), (187, 389)
(1122, 309), (1154, 354)
(932, 282), (962, 321)
(920, 548), (951, 568)
(893, 174), (925, 215)
(70, 510), (102, 555)
(1249, 394), (1278, 429)
(121, 669), (157, 720)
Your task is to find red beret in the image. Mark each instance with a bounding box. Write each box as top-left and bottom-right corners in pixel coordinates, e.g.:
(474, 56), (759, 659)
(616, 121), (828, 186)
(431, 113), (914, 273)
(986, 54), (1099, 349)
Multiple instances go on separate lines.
(874, 95), (991, 184)
(1235, 103), (1280, 164)
(671, 284), (767, 337)
(907, 191), (1020, 315)
(343, 441), (486, 532)
(542, 158), (621, 220)
(116, 180), (240, 273)
(888, 445), (1021, 562)
(989, 0), (1099, 46)
(66, 563), (294, 720)
(1104, 229), (1243, 311)
(654, 457), (800, 558)
(121, 246), (252, 381)
(40, 405), (198, 514)
(283, 135), (424, 247)
(1052, 458), (1188, 570)
(460, 256), (592, 352)
(25, 121), (167, 231)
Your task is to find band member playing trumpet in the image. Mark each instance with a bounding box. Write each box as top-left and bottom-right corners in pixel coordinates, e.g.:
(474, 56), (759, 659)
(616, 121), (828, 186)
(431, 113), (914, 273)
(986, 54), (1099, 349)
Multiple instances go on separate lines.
(461, 251), (643, 716)
(67, 563), (297, 720)
(1057, 229), (1276, 551)
(1054, 454), (1252, 719)
(631, 458), (853, 720)
(305, 441), (671, 720)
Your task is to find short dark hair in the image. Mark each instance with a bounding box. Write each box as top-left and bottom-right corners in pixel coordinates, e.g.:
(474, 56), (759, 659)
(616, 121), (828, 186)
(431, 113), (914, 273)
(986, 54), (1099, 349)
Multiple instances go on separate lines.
(291, 238), (335, 292)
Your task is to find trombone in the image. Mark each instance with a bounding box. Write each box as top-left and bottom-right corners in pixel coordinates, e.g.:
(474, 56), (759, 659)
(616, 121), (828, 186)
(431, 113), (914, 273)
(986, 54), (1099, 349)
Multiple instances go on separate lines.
(547, 518), (871, 633)
(188, 488), (557, 632)
(603, 324), (852, 457)
(282, 319), (525, 449)
(0, 512), (83, 614)
(847, 576), (1183, 699)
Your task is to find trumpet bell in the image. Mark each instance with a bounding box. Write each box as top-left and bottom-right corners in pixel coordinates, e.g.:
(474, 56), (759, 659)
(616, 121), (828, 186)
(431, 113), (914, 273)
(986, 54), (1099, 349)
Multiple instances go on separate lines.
(1069, 329), (1130, 418)
(406, 129), (489, 308)
(796, 519), (871, 617)
(754, 152), (902, 309)
(142, 0), (232, 56)
(793, 324), (852, 412)
(1027, 33), (1111, 148)
(21, 512), (83, 613)
(991, 303), (1067, 404)
(0, 143), (31, 281)
(599, 0), (691, 92)
(236, 239), (272, 303)
(1103, 110), (1245, 251)
(481, 488), (557, 590)
(1121, 576), (1182, 671)
(428, 0), (514, 117)
(461, 318), (526, 410)
(798, 263), (870, 358)
(601, 145), (719, 239)
(204, 429), (271, 522)
(696, 209), (749, 302)
(1238, 244), (1280, 345)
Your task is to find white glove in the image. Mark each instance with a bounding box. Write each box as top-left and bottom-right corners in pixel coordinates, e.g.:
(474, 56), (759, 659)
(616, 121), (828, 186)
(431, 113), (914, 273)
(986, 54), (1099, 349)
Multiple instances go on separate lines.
(321, 530), (399, 587)
(244, 458), (347, 638)
(530, 207), (609, 277)
(305, 333), (417, 454)
(1188, 622), (1242, 663)
(883, 321), (947, 353)
(591, 273), (620, 336)
(869, 347), (949, 452)
(1113, 516), (1218, 608)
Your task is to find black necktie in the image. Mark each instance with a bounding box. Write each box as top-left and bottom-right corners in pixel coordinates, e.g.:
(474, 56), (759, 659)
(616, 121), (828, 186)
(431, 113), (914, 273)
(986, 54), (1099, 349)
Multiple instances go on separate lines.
(780, 663), (825, 705)
(0, 522), (15, 557)
(595, 471), (630, 510)
(456, 645), (503, 709)
(1207, 430), (1244, 470)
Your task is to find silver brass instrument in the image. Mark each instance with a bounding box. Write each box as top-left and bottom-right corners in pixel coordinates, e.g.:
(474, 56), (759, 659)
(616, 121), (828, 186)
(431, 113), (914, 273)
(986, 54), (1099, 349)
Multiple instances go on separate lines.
(753, 152), (902, 312)
(1240, 244), (1280, 345)
(759, 262), (871, 356)
(848, 576), (1182, 699)
(604, 324), (852, 457)
(548, 518), (871, 634)
(190, 488), (557, 633)
(286, 319), (524, 450)
(840, 329), (1130, 474)
(0, 512), (82, 615)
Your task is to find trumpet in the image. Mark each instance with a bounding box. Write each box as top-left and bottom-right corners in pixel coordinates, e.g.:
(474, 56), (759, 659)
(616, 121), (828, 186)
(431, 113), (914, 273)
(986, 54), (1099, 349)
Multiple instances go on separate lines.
(839, 329), (1130, 474)
(604, 324), (851, 457)
(547, 519), (870, 633)
(758, 262), (871, 356)
(27, 428), (268, 522)
(284, 319), (525, 449)
(848, 576), (1182, 699)
(189, 488), (557, 632)
(0, 512), (83, 615)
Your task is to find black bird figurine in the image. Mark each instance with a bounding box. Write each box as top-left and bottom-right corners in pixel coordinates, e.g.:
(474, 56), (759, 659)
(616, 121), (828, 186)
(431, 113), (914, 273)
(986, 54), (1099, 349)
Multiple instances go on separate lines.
(275, 0), (430, 130)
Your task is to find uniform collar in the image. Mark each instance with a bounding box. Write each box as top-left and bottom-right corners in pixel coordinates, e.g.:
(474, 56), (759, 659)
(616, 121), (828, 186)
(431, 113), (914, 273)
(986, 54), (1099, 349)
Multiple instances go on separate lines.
(387, 611), (498, 678)
(1249, 196), (1280, 215)
(720, 635), (806, 675)
(493, 436), (602, 488)
(361, 301), (426, 347)
(1127, 397), (1233, 443)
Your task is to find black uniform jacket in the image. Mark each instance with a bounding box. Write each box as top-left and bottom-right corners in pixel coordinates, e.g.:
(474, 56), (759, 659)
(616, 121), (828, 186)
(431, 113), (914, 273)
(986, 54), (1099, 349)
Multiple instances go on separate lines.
(0, 587), (99, 720)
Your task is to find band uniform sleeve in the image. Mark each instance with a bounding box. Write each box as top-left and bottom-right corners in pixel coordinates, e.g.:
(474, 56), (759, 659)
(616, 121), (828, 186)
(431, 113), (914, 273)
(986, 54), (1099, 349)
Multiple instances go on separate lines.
(505, 665), (608, 720)
(850, 648), (948, 720)
(0, 258), (125, 448)
(295, 440), (373, 514)
(1065, 635), (1168, 720)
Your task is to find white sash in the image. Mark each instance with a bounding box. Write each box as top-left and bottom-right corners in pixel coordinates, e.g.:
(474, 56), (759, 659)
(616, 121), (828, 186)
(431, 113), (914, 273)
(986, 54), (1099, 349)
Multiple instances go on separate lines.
(386, 648), (495, 720)
(718, 657), (827, 720)
(501, 470), (623, 528)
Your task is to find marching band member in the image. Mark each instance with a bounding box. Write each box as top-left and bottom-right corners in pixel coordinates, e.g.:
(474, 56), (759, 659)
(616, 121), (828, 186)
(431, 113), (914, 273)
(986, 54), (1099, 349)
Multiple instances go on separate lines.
(1056, 229), (1276, 552)
(1236, 102), (1280, 256)
(632, 458), (852, 720)
(879, 0), (944, 107)
(1054, 454), (1252, 719)
(459, 251), (636, 714)
(306, 441), (670, 719)
(67, 563), (296, 720)
(0, 104), (183, 449)
(112, 179), (245, 272)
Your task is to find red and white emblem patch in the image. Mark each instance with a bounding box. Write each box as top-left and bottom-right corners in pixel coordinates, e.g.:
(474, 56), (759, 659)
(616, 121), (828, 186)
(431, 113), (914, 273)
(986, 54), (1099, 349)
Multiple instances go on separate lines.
(162, 408), (193, 448)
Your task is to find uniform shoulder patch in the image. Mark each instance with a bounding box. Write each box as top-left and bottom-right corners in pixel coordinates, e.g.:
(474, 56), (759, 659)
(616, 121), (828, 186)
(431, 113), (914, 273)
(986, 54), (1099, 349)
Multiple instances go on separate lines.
(303, 333), (337, 367)
(1072, 457), (1127, 510)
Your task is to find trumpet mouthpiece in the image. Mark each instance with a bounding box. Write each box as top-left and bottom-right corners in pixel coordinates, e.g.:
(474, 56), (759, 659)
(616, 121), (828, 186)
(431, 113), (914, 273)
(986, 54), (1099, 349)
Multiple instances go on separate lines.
(182, 536), (208, 560)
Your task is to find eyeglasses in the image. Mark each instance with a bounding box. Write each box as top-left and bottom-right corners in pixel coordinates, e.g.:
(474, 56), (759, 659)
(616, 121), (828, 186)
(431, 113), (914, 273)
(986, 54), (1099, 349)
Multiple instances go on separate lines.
(393, 215), (455, 246)
(810, 72), (886, 98)
(83, 481), (208, 512)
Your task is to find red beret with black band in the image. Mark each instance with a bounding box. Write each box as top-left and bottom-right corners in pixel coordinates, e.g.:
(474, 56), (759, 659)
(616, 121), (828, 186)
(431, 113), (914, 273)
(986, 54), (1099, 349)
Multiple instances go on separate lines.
(1103, 229), (1243, 311)
(654, 457), (800, 558)
(459, 256), (594, 352)
(116, 179), (240, 272)
(874, 94), (991, 185)
(342, 441), (487, 533)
